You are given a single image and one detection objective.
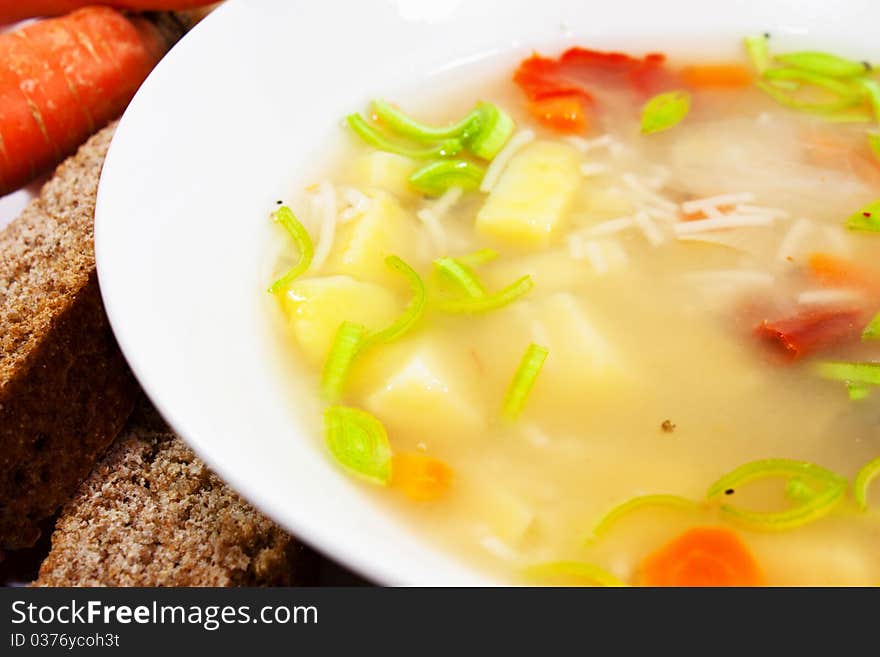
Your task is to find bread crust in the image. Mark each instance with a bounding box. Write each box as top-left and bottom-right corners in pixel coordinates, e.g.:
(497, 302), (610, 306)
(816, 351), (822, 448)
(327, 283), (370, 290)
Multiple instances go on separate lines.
(0, 123), (139, 549)
(35, 398), (305, 587)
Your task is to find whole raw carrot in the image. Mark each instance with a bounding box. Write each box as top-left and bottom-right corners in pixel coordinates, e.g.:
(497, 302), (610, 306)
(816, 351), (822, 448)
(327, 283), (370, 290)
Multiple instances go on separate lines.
(0, 1), (217, 25)
(0, 7), (171, 195)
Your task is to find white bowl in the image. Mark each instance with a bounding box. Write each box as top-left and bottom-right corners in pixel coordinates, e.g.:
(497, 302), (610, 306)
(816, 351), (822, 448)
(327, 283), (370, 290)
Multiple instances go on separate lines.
(95, 0), (879, 585)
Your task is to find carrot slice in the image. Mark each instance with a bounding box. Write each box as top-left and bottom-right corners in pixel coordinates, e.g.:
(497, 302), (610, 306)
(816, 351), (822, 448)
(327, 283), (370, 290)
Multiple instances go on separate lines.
(527, 95), (589, 134)
(638, 526), (764, 587)
(391, 453), (453, 502)
(808, 253), (880, 294)
(681, 64), (752, 89)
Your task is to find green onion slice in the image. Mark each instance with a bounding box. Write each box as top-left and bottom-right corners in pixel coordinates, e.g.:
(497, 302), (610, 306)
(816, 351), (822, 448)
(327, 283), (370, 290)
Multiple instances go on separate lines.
(640, 90), (691, 135)
(437, 275), (534, 314)
(784, 478), (817, 503)
(868, 132), (880, 161)
(853, 457), (880, 510)
(768, 78), (800, 91)
(757, 69), (864, 115)
(708, 459), (845, 497)
(347, 114), (462, 159)
(707, 458), (847, 532)
(320, 321), (366, 401)
(502, 343), (549, 421)
(763, 67), (859, 93)
(466, 102), (516, 160)
(371, 100), (514, 160)
(847, 382), (872, 401)
(268, 206), (314, 293)
(815, 361), (880, 386)
(744, 34), (771, 75)
(524, 561), (628, 587)
(587, 494), (701, 543)
(455, 248), (499, 268)
(845, 200), (880, 232)
(862, 312), (880, 340)
(370, 99), (482, 142)
(360, 256), (426, 350)
(719, 485), (845, 531)
(858, 79), (880, 122)
(775, 51), (868, 78)
(324, 406), (393, 485)
(820, 111), (874, 124)
(433, 257), (486, 298)
(408, 159), (485, 196)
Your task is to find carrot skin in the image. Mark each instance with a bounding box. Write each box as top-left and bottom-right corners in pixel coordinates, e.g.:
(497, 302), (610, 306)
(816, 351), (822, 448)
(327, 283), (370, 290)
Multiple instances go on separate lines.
(0, 46), (47, 190)
(0, 1), (217, 25)
(68, 7), (153, 117)
(4, 32), (86, 158)
(0, 7), (169, 195)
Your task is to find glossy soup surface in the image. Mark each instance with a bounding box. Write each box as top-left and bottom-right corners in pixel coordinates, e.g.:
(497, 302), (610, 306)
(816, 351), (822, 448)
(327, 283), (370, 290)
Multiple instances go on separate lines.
(268, 44), (880, 585)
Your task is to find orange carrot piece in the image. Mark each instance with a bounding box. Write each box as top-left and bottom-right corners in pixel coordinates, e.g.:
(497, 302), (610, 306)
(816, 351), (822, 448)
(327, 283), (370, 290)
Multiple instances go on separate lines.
(391, 453), (453, 502)
(16, 17), (97, 137)
(0, 7), (169, 195)
(4, 31), (86, 159)
(527, 95), (589, 134)
(808, 253), (880, 294)
(680, 64), (752, 89)
(0, 1), (216, 25)
(638, 526), (764, 587)
(0, 45), (47, 189)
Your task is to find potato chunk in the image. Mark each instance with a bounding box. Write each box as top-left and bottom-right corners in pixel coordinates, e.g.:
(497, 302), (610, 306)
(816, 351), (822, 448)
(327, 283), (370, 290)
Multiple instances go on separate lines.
(361, 337), (486, 450)
(475, 293), (629, 414)
(351, 151), (417, 198)
(282, 275), (399, 365)
(537, 293), (627, 399)
(476, 141), (581, 247)
(324, 191), (420, 287)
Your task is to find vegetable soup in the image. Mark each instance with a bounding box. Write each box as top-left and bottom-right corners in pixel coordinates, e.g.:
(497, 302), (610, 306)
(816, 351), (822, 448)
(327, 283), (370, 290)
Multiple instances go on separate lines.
(266, 37), (880, 585)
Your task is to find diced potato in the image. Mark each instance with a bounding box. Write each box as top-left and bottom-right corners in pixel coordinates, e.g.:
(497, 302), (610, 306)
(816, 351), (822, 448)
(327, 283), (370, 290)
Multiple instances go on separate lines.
(324, 191), (420, 288)
(472, 485), (535, 545)
(360, 337), (486, 451)
(475, 293), (629, 414)
(476, 141), (581, 247)
(351, 151), (417, 198)
(282, 275), (399, 365)
(537, 292), (628, 398)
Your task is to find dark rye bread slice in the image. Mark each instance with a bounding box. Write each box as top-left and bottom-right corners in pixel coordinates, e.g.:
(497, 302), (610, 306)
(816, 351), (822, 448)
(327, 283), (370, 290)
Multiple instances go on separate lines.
(0, 123), (140, 550)
(35, 397), (307, 587)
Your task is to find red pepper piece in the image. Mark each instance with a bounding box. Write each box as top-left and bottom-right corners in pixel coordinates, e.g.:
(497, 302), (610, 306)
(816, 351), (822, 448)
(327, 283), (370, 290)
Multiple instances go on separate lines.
(755, 308), (863, 361)
(527, 95), (589, 133)
(512, 47), (676, 134)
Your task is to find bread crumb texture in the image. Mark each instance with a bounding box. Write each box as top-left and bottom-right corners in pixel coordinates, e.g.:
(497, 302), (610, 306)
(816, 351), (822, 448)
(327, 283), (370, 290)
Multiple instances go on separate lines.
(35, 398), (303, 587)
(0, 123), (138, 549)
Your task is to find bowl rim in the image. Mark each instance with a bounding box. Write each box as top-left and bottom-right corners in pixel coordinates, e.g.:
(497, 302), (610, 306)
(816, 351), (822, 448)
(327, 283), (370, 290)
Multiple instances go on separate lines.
(95, 0), (880, 585)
